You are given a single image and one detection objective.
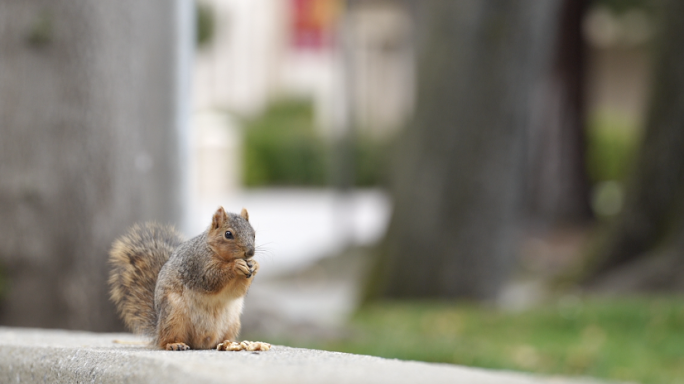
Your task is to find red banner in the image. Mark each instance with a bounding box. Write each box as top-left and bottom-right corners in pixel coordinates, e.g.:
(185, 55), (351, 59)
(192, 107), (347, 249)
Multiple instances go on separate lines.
(290, 0), (341, 50)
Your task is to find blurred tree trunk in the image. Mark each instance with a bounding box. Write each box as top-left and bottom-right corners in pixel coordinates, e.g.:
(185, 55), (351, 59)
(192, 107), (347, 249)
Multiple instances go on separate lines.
(526, 0), (593, 226)
(0, 1), (189, 330)
(583, 0), (684, 292)
(365, 0), (561, 301)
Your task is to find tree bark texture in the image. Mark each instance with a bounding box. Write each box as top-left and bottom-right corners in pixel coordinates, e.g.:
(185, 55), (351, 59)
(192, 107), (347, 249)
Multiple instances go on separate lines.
(526, 0), (593, 226)
(584, 0), (684, 292)
(0, 1), (186, 330)
(367, 0), (561, 301)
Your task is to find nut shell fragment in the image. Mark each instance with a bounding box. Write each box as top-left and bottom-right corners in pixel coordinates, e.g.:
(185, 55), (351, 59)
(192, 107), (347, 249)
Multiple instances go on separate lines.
(216, 340), (271, 351)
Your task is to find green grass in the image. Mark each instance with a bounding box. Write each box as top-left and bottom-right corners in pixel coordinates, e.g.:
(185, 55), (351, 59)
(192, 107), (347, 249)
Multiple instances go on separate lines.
(272, 297), (684, 384)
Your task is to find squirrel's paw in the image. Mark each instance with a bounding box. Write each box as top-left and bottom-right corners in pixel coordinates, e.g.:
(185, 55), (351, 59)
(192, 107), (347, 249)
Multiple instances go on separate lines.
(234, 259), (252, 277)
(235, 259), (258, 278)
(165, 342), (190, 351)
(216, 340), (271, 351)
(247, 259), (259, 277)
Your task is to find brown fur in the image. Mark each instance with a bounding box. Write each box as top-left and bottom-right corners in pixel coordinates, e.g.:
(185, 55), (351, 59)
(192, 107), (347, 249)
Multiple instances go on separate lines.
(207, 207), (255, 263)
(108, 223), (184, 335)
(154, 251), (257, 349)
(109, 206), (257, 350)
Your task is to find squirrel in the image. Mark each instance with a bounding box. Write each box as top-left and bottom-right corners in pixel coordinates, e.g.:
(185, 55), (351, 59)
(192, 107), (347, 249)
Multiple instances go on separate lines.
(108, 206), (270, 351)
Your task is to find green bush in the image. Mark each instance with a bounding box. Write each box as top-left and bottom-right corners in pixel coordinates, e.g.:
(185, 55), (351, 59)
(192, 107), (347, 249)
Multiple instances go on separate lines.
(196, 1), (216, 49)
(243, 99), (391, 187)
(353, 137), (392, 187)
(585, 111), (641, 184)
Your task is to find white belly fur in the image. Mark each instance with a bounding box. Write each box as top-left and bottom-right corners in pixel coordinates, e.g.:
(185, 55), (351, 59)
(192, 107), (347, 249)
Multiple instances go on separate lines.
(183, 287), (244, 346)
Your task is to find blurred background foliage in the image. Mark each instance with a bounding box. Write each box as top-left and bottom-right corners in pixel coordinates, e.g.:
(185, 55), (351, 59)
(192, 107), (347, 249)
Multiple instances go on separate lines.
(243, 99), (391, 187)
(586, 112), (641, 218)
(586, 112), (640, 185)
(242, 101), (643, 219)
(243, 100), (329, 186)
(196, 1), (216, 49)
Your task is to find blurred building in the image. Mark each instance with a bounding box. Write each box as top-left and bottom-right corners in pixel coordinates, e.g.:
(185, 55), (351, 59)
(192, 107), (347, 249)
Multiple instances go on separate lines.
(192, 0), (415, 195)
(193, 0), (288, 117)
(193, 0), (413, 130)
(584, 5), (653, 125)
(345, 1), (414, 137)
(191, 1), (653, 197)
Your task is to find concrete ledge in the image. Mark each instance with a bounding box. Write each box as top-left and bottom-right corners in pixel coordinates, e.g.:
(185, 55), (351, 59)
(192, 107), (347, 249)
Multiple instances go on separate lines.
(0, 327), (603, 384)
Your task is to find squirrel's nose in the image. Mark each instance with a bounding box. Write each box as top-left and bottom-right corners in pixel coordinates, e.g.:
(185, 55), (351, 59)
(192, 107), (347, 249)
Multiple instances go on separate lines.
(245, 246), (255, 258)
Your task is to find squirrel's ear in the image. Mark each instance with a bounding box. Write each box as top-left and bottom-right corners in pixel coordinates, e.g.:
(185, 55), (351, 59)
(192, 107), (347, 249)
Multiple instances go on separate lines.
(212, 206), (228, 229)
(240, 208), (249, 222)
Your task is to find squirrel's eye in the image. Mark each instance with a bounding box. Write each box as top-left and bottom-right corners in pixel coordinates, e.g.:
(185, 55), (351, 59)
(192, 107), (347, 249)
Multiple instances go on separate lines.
(224, 231), (233, 239)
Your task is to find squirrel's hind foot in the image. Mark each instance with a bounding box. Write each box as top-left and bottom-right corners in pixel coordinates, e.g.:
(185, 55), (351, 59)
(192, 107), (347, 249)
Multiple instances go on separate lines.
(165, 342), (191, 351)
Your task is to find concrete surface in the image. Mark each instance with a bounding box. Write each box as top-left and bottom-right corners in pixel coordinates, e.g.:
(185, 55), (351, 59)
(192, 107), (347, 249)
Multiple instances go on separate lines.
(0, 327), (609, 384)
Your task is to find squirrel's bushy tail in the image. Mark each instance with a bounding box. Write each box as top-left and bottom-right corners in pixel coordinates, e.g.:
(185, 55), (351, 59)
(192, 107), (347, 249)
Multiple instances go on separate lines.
(108, 223), (184, 335)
